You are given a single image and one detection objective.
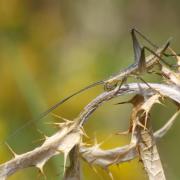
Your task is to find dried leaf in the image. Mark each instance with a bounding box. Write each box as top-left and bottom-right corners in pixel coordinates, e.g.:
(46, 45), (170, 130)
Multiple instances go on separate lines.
(132, 94), (166, 180)
(138, 129), (166, 180)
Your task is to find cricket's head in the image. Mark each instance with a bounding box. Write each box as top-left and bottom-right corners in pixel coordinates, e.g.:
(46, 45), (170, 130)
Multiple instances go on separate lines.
(104, 79), (119, 91)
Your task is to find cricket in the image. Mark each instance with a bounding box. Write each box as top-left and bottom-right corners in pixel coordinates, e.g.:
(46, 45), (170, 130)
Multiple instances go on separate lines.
(37, 28), (172, 118)
(2, 2), (180, 179)
(3, 28), (174, 144)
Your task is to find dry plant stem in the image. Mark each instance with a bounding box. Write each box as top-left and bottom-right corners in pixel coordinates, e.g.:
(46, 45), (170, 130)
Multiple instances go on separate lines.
(0, 83), (179, 179)
(154, 109), (180, 139)
(139, 128), (165, 180)
(133, 95), (166, 180)
(64, 145), (81, 180)
(80, 129), (138, 168)
(0, 122), (82, 179)
(81, 106), (180, 169)
(78, 83), (180, 127)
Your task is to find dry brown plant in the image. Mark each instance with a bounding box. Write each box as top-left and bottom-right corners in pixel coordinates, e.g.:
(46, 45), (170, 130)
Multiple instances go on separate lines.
(0, 46), (180, 180)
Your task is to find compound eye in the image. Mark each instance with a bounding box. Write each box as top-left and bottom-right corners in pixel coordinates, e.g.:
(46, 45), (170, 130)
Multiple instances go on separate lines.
(104, 81), (118, 91)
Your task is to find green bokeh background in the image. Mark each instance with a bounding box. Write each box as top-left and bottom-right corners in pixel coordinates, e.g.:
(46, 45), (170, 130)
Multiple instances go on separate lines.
(0, 0), (180, 179)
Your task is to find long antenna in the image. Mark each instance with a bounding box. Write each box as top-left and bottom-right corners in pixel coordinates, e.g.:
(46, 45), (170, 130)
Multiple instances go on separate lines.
(1, 80), (104, 145)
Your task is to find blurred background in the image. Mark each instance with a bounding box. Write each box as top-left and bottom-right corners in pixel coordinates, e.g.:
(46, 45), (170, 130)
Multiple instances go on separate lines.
(0, 0), (180, 179)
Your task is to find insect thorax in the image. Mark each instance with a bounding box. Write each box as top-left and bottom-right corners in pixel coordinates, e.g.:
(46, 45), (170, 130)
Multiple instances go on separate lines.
(104, 79), (119, 91)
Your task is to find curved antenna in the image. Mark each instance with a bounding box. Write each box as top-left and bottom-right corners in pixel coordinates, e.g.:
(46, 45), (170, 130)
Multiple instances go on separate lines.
(1, 80), (104, 145)
(39, 80), (104, 118)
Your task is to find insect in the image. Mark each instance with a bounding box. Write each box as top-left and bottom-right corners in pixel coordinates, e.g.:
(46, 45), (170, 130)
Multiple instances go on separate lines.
(2, 29), (172, 144)
(38, 28), (171, 117)
(103, 29), (170, 90)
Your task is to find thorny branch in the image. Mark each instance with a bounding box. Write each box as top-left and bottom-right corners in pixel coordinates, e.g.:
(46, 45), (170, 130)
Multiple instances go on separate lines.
(0, 49), (180, 180)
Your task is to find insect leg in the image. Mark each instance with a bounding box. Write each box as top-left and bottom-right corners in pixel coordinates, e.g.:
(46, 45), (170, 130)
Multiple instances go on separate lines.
(143, 45), (172, 67)
(132, 28), (158, 49)
(132, 28), (177, 57)
(131, 28), (142, 63)
(131, 29), (146, 73)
